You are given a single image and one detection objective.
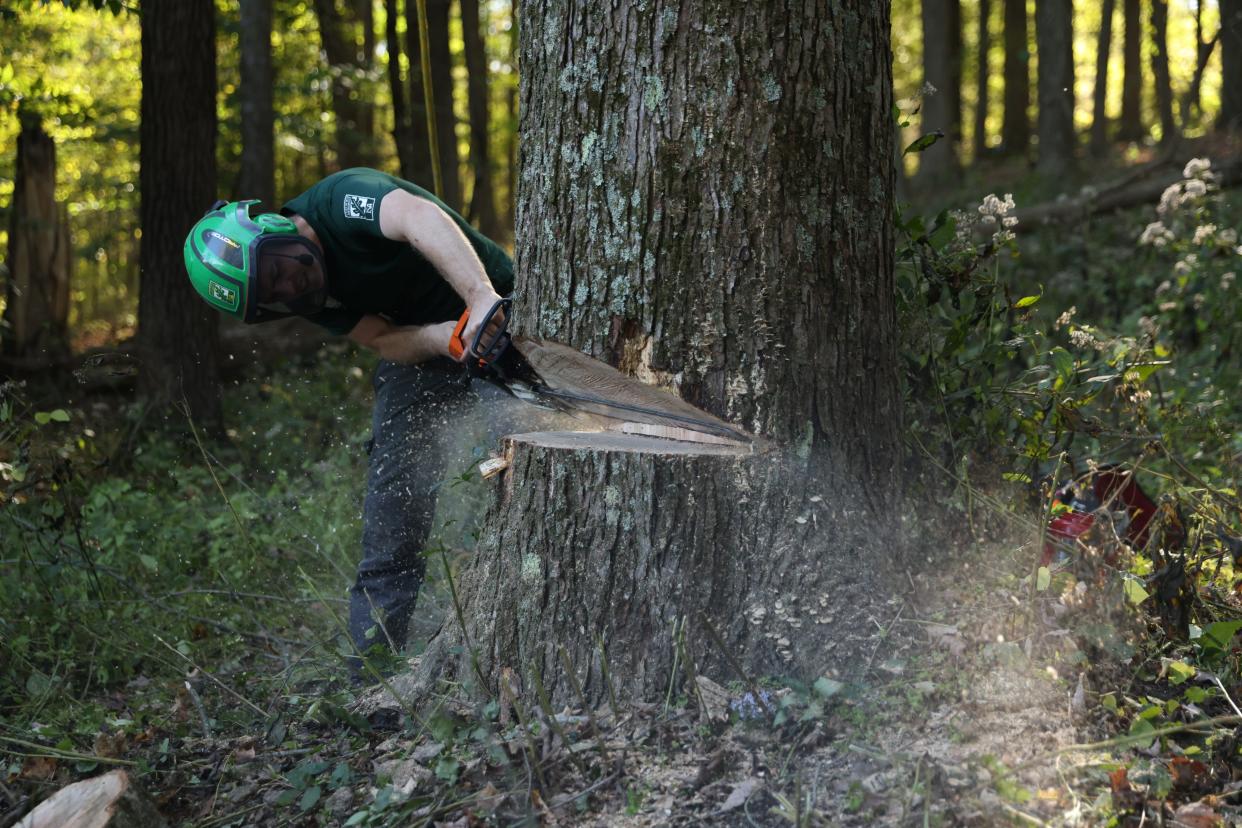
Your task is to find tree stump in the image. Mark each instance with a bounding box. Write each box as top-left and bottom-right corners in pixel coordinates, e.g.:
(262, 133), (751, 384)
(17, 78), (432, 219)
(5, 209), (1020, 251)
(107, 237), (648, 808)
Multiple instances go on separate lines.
(384, 430), (883, 711)
(16, 770), (166, 828)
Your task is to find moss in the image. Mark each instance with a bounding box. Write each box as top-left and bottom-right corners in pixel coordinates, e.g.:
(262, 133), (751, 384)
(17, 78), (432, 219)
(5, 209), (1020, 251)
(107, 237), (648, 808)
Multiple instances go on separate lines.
(642, 75), (664, 110)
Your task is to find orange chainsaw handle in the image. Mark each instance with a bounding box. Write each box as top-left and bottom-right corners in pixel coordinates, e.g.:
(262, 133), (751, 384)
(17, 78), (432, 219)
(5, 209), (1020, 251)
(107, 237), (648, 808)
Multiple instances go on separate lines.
(449, 297), (512, 365)
(449, 312), (470, 361)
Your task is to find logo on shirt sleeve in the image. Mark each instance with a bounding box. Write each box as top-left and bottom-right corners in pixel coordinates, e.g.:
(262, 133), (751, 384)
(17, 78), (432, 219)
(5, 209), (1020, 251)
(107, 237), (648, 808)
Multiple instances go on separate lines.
(343, 194), (376, 221)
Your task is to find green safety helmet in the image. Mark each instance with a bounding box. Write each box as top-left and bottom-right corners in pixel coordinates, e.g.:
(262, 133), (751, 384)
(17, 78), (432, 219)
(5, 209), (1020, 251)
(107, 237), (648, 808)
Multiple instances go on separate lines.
(183, 200), (329, 324)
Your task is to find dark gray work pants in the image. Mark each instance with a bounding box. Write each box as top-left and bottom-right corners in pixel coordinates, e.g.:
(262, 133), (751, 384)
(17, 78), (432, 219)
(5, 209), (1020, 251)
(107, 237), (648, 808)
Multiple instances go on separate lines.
(348, 357), (473, 663)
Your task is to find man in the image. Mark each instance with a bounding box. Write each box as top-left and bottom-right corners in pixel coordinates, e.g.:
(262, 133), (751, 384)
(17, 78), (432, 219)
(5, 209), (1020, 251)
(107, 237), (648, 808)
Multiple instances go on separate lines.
(183, 167), (514, 674)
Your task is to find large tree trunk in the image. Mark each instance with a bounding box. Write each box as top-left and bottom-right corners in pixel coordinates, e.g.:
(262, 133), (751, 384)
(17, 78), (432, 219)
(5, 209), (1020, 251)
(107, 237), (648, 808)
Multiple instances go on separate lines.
(390, 0), (902, 710)
(974, 0), (992, 159)
(1001, 0), (1031, 154)
(2, 113), (71, 361)
(917, 0), (962, 183)
(1090, 0), (1116, 155)
(1149, 0), (1177, 144)
(239, 0), (275, 207)
(406, 0), (461, 207)
(1035, 0), (1076, 175)
(313, 0), (379, 169)
(461, 0), (501, 238)
(1220, 0), (1242, 131)
(1119, 0), (1144, 140)
(138, 0), (222, 427)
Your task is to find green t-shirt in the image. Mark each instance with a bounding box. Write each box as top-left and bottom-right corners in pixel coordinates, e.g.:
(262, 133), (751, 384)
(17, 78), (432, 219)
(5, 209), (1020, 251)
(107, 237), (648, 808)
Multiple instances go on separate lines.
(281, 168), (514, 336)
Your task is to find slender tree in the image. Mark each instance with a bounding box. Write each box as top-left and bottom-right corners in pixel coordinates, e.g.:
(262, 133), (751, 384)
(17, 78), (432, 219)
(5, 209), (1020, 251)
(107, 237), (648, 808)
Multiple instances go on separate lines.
(385, 0), (417, 179)
(1220, 0), (1242, 130)
(138, 0), (222, 425)
(917, 0), (962, 182)
(401, 0), (902, 706)
(239, 0), (275, 207)
(1001, 0), (1031, 153)
(1118, 0), (1144, 140)
(1090, 0), (1116, 154)
(974, 0), (992, 158)
(314, 0), (379, 169)
(405, 0), (460, 208)
(1150, 0), (1177, 144)
(461, 0), (501, 238)
(3, 111), (71, 361)
(1035, 0), (1076, 175)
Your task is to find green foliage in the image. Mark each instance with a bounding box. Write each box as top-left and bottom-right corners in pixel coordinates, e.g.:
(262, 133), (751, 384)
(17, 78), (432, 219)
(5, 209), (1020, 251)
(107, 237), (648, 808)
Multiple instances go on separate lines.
(0, 347), (374, 732)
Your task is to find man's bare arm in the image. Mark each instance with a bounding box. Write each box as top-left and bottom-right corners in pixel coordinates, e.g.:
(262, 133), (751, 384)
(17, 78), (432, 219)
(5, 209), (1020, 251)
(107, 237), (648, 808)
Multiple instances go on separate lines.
(377, 190), (503, 355)
(347, 314), (457, 364)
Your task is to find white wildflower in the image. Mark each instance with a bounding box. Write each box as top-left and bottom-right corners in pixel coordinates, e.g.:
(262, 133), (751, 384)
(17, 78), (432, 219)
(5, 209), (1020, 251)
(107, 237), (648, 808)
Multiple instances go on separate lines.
(1139, 221), (1174, 246)
(1219, 228), (1237, 247)
(1173, 255), (1198, 277)
(1221, 272), (1235, 290)
(1158, 184), (1183, 217)
(1129, 388), (1152, 404)
(1155, 279), (1173, 296)
(1184, 179), (1208, 199)
(1056, 306), (1077, 328)
(1069, 329), (1097, 349)
(1159, 301), (1178, 312)
(1193, 293), (1206, 309)
(921, 81), (938, 97)
(1194, 224), (1217, 244)
(1183, 157), (1211, 179)
(1139, 316), (1157, 337)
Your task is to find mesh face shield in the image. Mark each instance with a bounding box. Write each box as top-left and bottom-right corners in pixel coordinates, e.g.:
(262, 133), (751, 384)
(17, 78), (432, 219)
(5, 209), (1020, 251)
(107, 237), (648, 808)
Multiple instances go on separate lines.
(252, 235), (328, 318)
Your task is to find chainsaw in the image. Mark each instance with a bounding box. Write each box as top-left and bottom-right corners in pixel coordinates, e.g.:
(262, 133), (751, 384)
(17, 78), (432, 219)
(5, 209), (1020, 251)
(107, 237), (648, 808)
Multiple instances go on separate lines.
(450, 297), (751, 445)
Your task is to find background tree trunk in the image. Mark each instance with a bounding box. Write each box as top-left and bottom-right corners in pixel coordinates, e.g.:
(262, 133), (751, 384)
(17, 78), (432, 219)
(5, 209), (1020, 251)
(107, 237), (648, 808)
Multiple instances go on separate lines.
(462, 0), (501, 238)
(239, 0), (275, 207)
(917, 0), (962, 183)
(314, 0), (379, 169)
(390, 0), (903, 710)
(138, 0), (222, 427)
(1219, 0), (1242, 131)
(1035, 0), (1076, 175)
(402, 0), (434, 185)
(1001, 0), (1031, 154)
(1090, 0), (1116, 155)
(1149, 0), (1177, 144)
(504, 0), (519, 231)
(2, 112), (71, 361)
(405, 0), (460, 206)
(974, 0), (992, 159)
(386, 0), (417, 179)
(1119, 0), (1144, 140)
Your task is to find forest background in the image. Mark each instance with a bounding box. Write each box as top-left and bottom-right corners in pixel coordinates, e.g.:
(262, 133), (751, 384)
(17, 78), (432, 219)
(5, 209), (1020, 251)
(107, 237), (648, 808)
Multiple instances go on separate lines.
(2, 0), (1242, 825)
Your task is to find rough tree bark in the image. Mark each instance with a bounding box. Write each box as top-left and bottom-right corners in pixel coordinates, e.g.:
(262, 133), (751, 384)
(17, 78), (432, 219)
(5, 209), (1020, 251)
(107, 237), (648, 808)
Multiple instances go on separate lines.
(313, 0), (379, 169)
(1001, 0), (1031, 154)
(1219, 0), (1242, 131)
(1035, 0), (1076, 175)
(390, 0), (902, 709)
(1090, 0), (1116, 155)
(2, 112), (71, 361)
(1149, 0), (1177, 145)
(239, 0), (275, 207)
(918, 0), (962, 183)
(975, 0), (992, 159)
(405, 0), (461, 208)
(1119, 0), (1144, 141)
(462, 0), (501, 238)
(138, 0), (222, 426)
